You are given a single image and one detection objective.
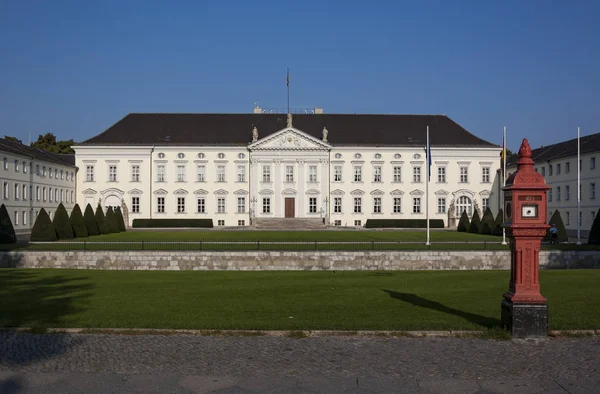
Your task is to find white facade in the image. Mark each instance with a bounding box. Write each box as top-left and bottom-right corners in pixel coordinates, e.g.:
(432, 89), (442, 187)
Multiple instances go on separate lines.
(0, 148), (76, 234)
(75, 126), (502, 227)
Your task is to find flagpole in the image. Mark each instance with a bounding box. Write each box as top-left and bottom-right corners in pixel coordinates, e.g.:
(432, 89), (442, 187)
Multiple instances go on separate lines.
(502, 126), (507, 245)
(286, 67), (290, 115)
(426, 126), (430, 246)
(577, 126), (581, 245)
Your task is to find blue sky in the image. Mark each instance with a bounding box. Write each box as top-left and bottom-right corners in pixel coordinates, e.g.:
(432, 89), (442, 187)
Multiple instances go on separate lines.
(1, 0), (598, 151)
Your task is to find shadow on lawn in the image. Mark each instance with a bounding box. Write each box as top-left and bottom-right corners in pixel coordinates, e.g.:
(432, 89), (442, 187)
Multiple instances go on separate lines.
(0, 270), (93, 373)
(382, 290), (501, 328)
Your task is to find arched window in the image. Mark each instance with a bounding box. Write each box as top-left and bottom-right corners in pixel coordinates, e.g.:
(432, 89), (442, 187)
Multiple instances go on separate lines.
(456, 196), (473, 217)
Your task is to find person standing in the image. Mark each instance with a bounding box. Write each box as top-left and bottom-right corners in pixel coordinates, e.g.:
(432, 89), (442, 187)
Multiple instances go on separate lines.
(549, 224), (559, 244)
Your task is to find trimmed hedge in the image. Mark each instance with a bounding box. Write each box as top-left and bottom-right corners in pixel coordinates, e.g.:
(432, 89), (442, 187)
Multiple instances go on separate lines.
(457, 211), (470, 232)
(479, 208), (495, 235)
(132, 219), (214, 228)
(468, 209), (482, 234)
(589, 210), (600, 245)
(84, 204), (99, 236)
(70, 204), (88, 238)
(0, 204), (16, 244)
(95, 204), (110, 235)
(493, 209), (504, 236)
(548, 210), (568, 243)
(365, 219), (445, 229)
(115, 206), (126, 232)
(30, 208), (57, 242)
(53, 203), (74, 239)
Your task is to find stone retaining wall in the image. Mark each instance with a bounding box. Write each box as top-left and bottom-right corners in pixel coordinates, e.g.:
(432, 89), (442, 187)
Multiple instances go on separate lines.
(1, 250), (599, 270)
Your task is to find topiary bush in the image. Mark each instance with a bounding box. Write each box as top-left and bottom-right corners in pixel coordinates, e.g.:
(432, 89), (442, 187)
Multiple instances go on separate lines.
(547, 210), (568, 243)
(365, 219), (445, 228)
(457, 211), (470, 232)
(588, 210), (600, 244)
(95, 204), (110, 235)
(115, 206), (126, 232)
(70, 204), (88, 238)
(105, 207), (119, 233)
(493, 209), (504, 236)
(53, 203), (74, 239)
(132, 219), (214, 228)
(30, 208), (57, 242)
(0, 204), (17, 244)
(84, 204), (99, 236)
(479, 208), (495, 235)
(468, 209), (481, 234)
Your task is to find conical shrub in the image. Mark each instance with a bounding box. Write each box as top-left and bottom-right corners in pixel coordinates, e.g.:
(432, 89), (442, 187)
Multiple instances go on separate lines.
(84, 204), (99, 236)
(493, 209), (504, 236)
(53, 203), (74, 239)
(588, 210), (600, 244)
(30, 208), (56, 242)
(468, 209), (481, 234)
(548, 210), (568, 243)
(95, 204), (110, 235)
(0, 204), (16, 244)
(457, 211), (470, 232)
(70, 204), (88, 238)
(106, 206), (119, 233)
(115, 206), (126, 232)
(479, 208), (495, 235)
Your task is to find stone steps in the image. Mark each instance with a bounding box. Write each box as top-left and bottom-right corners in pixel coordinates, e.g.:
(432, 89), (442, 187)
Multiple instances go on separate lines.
(254, 218), (326, 230)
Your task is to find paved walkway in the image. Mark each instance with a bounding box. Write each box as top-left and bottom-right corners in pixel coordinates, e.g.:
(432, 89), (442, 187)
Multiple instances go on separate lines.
(1, 332), (599, 393)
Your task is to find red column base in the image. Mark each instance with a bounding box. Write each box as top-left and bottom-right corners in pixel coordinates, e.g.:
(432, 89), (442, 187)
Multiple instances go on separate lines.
(504, 291), (547, 305)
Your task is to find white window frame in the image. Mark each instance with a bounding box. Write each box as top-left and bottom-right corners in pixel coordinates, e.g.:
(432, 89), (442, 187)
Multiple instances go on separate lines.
(393, 197), (402, 213)
(393, 166), (402, 183)
(197, 197), (206, 213)
(262, 165), (271, 182)
(285, 165), (294, 182)
(437, 197), (446, 214)
(86, 165), (94, 182)
(482, 197), (489, 212)
(460, 166), (468, 183)
(437, 166), (446, 183)
(237, 165), (246, 182)
(354, 166), (362, 182)
(109, 165), (117, 182)
(131, 165), (140, 182)
(3, 182), (8, 199)
(309, 165), (317, 182)
(334, 197), (342, 213)
(196, 165), (205, 182)
(217, 165), (226, 182)
(373, 166), (382, 182)
(262, 197), (271, 213)
(373, 197), (382, 213)
(177, 165), (186, 182)
(353, 197), (362, 213)
(309, 197), (317, 213)
(177, 197), (186, 213)
(157, 165), (166, 182)
(334, 165), (342, 182)
(456, 196), (472, 217)
(14, 183), (19, 200)
(412, 197), (422, 214)
(131, 197), (140, 213)
(217, 197), (226, 213)
(413, 167), (421, 183)
(157, 197), (165, 213)
(14, 160), (19, 172)
(482, 167), (490, 183)
(237, 197), (245, 213)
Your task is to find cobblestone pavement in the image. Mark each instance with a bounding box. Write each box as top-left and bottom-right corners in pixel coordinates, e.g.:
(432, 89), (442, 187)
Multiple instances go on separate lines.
(0, 332), (599, 381)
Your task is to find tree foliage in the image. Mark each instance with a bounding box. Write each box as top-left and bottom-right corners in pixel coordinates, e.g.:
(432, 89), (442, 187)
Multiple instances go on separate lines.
(468, 209), (482, 234)
(30, 208), (57, 241)
(115, 206), (126, 232)
(457, 211), (470, 232)
(30, 132), (75, 154)
(53, 203), (74, 239)
(0, 204), (17, 244)
(84, 204), (99, 236)
(588, 210), (600, 245)
(548, 210), (569, 243)
(95, 204), (110, 235)
(493, 209), (504, 236)
(70, 204), (88, 238)
(479, 208), (496, 235)
(4, 135), (22, 144)
(105, 206), (119, 233)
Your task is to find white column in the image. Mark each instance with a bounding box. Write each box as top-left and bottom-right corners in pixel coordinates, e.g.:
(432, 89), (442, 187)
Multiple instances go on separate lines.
(251, 159), (259, 219)
(274, 160), (282, 217)
(298, 159), (305, 218)
(320, 157), (329, 220)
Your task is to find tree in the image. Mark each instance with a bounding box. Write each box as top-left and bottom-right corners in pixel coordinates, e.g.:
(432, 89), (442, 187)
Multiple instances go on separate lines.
(70, 204), (88, 238)
(493, 209), (504, 236)
(84, 204), (99, 236)
(30, 208), (57, 241)
(95, 204), (110, 235)
(457, 211), (470, 232)
(0, 204), (17, 244)
(105, 207), (119, 233)
(548, 210), (568, 243)
(53, 203), (74, 239)
(30, 132), (75, 154)
(589, 210), (600, 245)
(480, 208), (495, 235)
(468, 209), (482, 234)
(115, 206), (126, 232)
(4, 135), (22, 144)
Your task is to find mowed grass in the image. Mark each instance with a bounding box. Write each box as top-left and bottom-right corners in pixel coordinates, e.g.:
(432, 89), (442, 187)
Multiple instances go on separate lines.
(1, 269), (599, 331)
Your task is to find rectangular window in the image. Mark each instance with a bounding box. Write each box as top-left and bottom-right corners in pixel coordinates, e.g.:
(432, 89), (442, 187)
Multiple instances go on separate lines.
(131, 197), (140, 213)
(177, 165), (186, 182)
(86, 165), (94, 182)
(196, 165), (205, 182)
(14, 160), (19, 172)
(238, 220), (245, 226)
(262, 198), (271, 213)
(309, 165), (317, 182)
(438, 198), (446, 214)
(177, 197), (186, 213)
(566, 211), (570, 226)
(549, 164), (553, 176)
(60, 190), (64, 202)
(14, 184), (19, 200)
(3, 158), (7, 170)
(217, 197), (226, 213)
(3, 182), (8, 199)
(131, 165), (140, 182)
(482, 197), (489, 212)
(579, 211), (583, 226)
(592, 157), (596, 170)
(23, 162), (27, 173)
(262, 165), (271, 182)
(556, 186), (561, 201)
(54, 189), (58, 202)
(309, 197), (317, 213)
(217, 165), (226, 182)
(49, 167), (53, 178)
(353, 197), (362, 213)
(14, 211), (18, 226)
(218, 220), (225, 226)
(157, 165), (166, 182)
(285, 165), (294, 182)
(565, 185), (570, 201)
(393, 197), (402, 213)
(54, 169), (58, 179)
(482, 167), (490, 183)
(556, 163), (561, 174)
(393, 166), (402, 183)
(413, 167), (421, 183)
(591, 183), (596, 200)
(43, 187), (47, 201)
(373, 197), (382, 213)
(566, 162), (570, 173)
(438, 167), (446, 183)
(334, 165), (342, 182)
(60, 170), (64, 179)
(541, 167), (546, 176)
(49, 187), (53, 202)
(354, 166), (362, 182)
(197, 198), (206, 213)
(334, 220), (341, 226)
(334, 197), (342, 213)
(237, 197), (245, 213)
(460, 167), (468, 183)
(157, 197), (165, 213)
(354, 220), (362, 226)
(22, 211), (26, 225)
(109, 165), (117, 182)
(22, 185), (27, 201)
(548, 189), (552, 202)
(36, 187), (40, 201)
(373, 166), (382, 182)
(237, 165), (246, 182)
(413, 197), (421, 213)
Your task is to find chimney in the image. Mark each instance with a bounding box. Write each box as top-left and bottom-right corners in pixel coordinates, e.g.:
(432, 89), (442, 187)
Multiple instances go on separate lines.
(314, 108), (324, 114)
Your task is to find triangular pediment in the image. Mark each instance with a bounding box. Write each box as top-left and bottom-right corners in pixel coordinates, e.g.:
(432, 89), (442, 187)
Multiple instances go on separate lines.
(173, 188), (188, 195)
(330, 189), (345, 196)
(234, 189), (249, 195)
(82, 188), (97, 195)
(390, 189), (404, 196)
(194, 188), (209, 195)
(214, 189), (229, 195)
(249, 127), (331, 150)
(128, 188), (144, 195)
(153, 188), (168, 195)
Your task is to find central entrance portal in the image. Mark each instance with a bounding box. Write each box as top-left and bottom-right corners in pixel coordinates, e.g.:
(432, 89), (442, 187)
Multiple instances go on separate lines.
(285, 198), (295, 218)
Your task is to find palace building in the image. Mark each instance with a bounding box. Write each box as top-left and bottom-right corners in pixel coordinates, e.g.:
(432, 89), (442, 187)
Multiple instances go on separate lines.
(74, 109), (502, 227)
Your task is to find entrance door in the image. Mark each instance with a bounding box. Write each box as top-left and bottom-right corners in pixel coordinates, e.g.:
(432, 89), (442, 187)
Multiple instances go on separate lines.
(285, 198), (295, 218)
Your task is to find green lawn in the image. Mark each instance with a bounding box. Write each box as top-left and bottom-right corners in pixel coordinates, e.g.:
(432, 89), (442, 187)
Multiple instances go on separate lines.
(1, 269), (599, 331)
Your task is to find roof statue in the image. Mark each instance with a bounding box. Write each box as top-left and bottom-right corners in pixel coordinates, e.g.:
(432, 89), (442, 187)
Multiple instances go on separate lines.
(322, 127), (328, 142)
(287, 113), (292, 128)
(252, 126), (258, 142)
